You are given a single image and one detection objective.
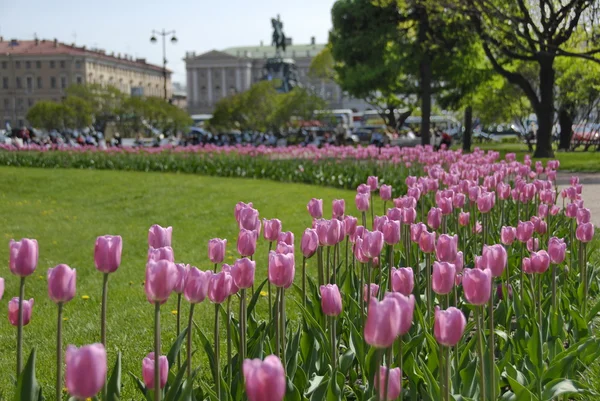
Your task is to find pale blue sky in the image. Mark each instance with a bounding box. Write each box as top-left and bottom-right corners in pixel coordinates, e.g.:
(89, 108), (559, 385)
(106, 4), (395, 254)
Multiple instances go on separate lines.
(0, 0), (336, 83)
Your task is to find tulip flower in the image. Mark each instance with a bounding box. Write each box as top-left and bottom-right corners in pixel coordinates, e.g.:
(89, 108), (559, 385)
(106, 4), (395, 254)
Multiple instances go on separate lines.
(374, 215), (388, 232)
(427, 207), (442, 230)
(268, 251), (295, 289)
(391, 267), (414, 296)
(301, 228), (318, 259)
(458, 212), (470, 227)
(208, 238), (227, 264)
(576, 208), (591, 225)
(276, 241), (294, 254)
(94, 235), (122, 274)
(436, 234), (458, 262)
(47, 264), (76, 304)
(8, 297), (34, 326)
(332, 199), (346, 218)
(500, 226), (516, 245)
(368, 176), (379, 191)
(234, 201), (253, 222)
(382, 219), (401, 245)
(354, 238), (370, 264)
(0, 277), (4, 301)
(385, 292), (415, 335)
(437, 196), (453, 215)
(380, 185), (392, 201)
(9, 238), (38, 277)
(243, 355), (286, 401)
(142, 353), (168, 390)
(529, 250), (550, 274)
(375, 366), (402, 401)
(278, 231), (294, 246)
(432, 262), (456, 295)
(231, 258), (255, 289)
(364, 296), (401, 348)
(576, 222), (595, 243)
(208, 271), (233, 304)
(434, 306), (466, 347)
(527, 238), (539, 252)
(184, 266), (212, 376)
(481, 244), (507, 277)
(148, 246), (175, 263)
(361, 230), (384, 258)
(410, 223), (426, 243)
(402, 207), (417, 225)
(531, 216), (547, 235)
(538, 204), (548, 218)
(263, 218), (282, 242)
(357, 183), (371, 194)
(355, 192), (370, 212)
(320, 284), (342, 316)
(307, 198), (323, 219)
(148, 225), (172, 248)
(363, 283), (379, 302)
(468, 186), (481, 202)
(344, 215), (358, 236)
(516, 221), (535, 243)
(548, 237), (566, 264)
(477, 191), (495, 213)
(237, 229), (258, 257)
(238, 206), (261, 234)
(419, 230), (436, 253)
(453, 193), (466, 208)
(462, 268), (492, 305)
(65, 344), (107, 399)
(145, 260), (177, 304)
(565, 203), (578, 218)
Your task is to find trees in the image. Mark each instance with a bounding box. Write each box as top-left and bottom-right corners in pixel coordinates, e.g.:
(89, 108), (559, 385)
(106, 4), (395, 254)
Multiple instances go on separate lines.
(26, 102), (70, 131)
(459, 0), (600, 157)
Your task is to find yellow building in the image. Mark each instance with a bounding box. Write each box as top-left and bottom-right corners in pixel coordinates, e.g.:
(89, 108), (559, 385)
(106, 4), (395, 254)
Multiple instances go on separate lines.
(0, 37), (171, 127)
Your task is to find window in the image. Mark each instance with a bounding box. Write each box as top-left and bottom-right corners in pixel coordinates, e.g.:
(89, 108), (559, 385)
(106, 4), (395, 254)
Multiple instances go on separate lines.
(36, 61), (41, 69)
(28, 99), (34, 107)
(3, 99), (9, 109)
(15, 61), (21, 69)
(61, 76), (67, 89)
(2, 77), (8, 89)
(17, 98), (24, 109)
(1, 61), (6, 69)
(51, 77), (56, 88)
(37, 77), (42, 89)
(76, 76), (82, 84)
(16, 77), (22, 89)
(26, 77), (32, 90)
(75, 60), (81, 69)
(26, 61), (31, 69)
(50, 61), (55, 69)
(60, 60), (66, 68)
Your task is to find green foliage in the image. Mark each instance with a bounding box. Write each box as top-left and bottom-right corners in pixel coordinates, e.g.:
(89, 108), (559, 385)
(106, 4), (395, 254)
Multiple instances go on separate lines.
(26, 102), (71, 131)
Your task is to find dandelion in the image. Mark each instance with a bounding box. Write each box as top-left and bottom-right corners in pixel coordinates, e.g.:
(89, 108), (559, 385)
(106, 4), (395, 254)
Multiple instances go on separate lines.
(81, 295), (90, 300)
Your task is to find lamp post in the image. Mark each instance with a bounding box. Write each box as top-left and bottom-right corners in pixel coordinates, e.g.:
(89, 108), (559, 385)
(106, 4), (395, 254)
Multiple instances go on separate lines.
(150, 29), (177, 101)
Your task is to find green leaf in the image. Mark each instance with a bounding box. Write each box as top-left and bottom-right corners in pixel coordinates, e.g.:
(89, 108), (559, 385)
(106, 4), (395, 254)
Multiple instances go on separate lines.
(105, 351), (122, 401)
(541, 379), (592, 401)
(247, 279), (267, 319)
(310, 376), (330, 401)
(14, 349), (41, 401)
(505, 368), (538, 401)
(167, 326), (189, 369)
(339, 349), (355, 375)
(284, 378), (302, 401)
(164, 359), (188, 401)
(127, 372), (153, 401)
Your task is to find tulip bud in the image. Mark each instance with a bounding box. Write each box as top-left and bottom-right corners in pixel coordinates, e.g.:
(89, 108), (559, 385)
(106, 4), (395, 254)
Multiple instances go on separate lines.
(375, 366), (402, 401)
(530, 250), (550, 273)
(94, 235), (122, 274)
(462, 268), (491, 305)
(427, 207), (442, 230)
(576, 222), (594, 243)
(382, 220), (401, 245)
(147, 246), (175, 263)
(432, 262), (456, 295)
(145, 260), (177, 304)
(278, 231), (294, 246)
(434, 306), (466, 347)
(8, 297), (34, 326)
(436, 234), (458, 263)
(481, 244), (507, 277)
(516, 221), (535, 243)
(208, 238), (227, 264)
(458, 212), (470, 227)
(419, 230), (436, 253)
(548, 237), (566, 264)
(142, 352), (168, 389)
(301, 228), (318, 259)
(380, 185), (392, 201)
(184, 267), (212, 303)
(234, 201), (253, 222)
(361, 230), (384, 258)
(243, 356), (286, 401)
(208, 271), (233, 304)
(268, 251), (295, 289)
(500, 226), (516, 245)
(307, 198), (323, 219)
(237, 229), (258, 257)
(66, 344), (107, 399)
(320, 284), (342, 316)
(148, 225), (172, 248)
(391, 267), (414, 296)
(355, 192), (370, 212)
(332, 199), (345, 219)
(363, 283), (379, 302)
(263, 219), (282, 242)
(238, 207), (261, 234)
(9, 238), (38, 277)
(344, 215), (358, 236)
(47, 264), (77, 304)
(367, 176), (379, 191)
(364, 296), (401, 348)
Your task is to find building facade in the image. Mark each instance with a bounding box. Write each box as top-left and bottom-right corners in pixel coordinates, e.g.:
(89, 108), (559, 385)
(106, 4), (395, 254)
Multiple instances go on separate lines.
(0, 37), (170, 128)
(185, 41), (367, 115)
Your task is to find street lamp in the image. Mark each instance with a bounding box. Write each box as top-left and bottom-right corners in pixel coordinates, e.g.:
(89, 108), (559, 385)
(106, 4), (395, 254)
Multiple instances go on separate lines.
(150, 29), (177, 101)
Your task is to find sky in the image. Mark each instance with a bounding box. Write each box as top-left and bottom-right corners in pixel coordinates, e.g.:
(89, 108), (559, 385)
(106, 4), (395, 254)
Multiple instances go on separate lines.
(0, 0), (337, 84)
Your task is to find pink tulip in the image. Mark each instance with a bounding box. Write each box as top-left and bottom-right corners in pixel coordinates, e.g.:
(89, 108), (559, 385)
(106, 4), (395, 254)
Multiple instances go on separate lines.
(410, 223), (426, 243)
(481, 244), (507, 277)
(565, 203), (578, 218)
(375, 366), (402, 401)
(380, 185), (392, 201)
(373, 215), (388, 232)
(344, 215), (358, 236)
(147, 246), (175, 263)
(385, 292), (415, 335)
(468, 186), (480, 202)
(496, 283), (513, 300)
(301, 228), (318, 259)
(477, 191), (495, 213)
(332, 199), (346, 218)
(65, 344), (107, 399)
(234, 201), (253, 222)
(208, 271), (233, 303)
(531, 216), (547, 235)
(453, 193), (466, 209)
(47, 264), (76, 304)
(9, 238), (38, 277)
(500, 226), (516, 245)
(391, 267), (414, 296)
(320, 284), (342, 316)
(496, 182), (510, 200)
(538, 204), (548, 218)
(357, 183), (371, 194)
(458, 212), (470, 227)
(263, 218), (282, 242)
(516, 221), (535, 243)
(361, 230), (384, 258)
(434, 306), (466, 346)
(239, 206), (261, 233)
(180, 266), (210, 303)
(462, 268), (492, 305)
(307, 198), (323, 219)
(145, 260), (177, 304)
(148, 225), (172, 248)
(454, 251), (464, 273)
(407, 186), (421, 201)
(436, 234), (458, 263)
(237, 229), (258, 257)
(94, 235), (122, 274)
(327, 219), (343, 245)
(243, 355), (286, 401)
(363, 283), (379, 302)
(268, 251), (295, 289)
(230, 258), (255, 290)
(405, 176), (417, 187)
(427, 207), (442, 230)
(351, 225), (366, 244)
(278, 231), (294, 246)
(576, 222), (594, 243)
(548, 237), (566, 264)
(530, 250), (550, 273)
(367, 176), (379, 191)
(142, 352), (168, 389)
(364, 296), (401, 348)
(527, 238), (539, 252)
(432, 262), (456, 295)
(276, 241), (294, 254)
(577, 208), (591, 225)
(8, 297), (34, 326)
(437, 196), (453, 215)
(0, 278), (4, 301)
(221, 264), (239, 295)
(355, 192), (370, 212)
(419, 230), (436, 253)
(382, 220), (401, 245)
(208, 238), (227, 264)
(522, 257), (534, 274)
(402, 207), (417, 225)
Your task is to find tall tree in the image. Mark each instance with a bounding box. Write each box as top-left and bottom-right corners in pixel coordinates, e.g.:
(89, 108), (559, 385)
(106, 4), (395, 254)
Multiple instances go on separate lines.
(458, 0), (600, 157)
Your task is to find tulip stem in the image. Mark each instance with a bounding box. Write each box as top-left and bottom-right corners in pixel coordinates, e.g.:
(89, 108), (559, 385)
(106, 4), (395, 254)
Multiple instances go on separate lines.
(552, 263), (557, 315)
(446, 345), (451, 401)
(302, 256), (307, 307)
(280, 287), (287, 372)
(176, 293), (182, 370)
(360, 262), (365, 315)
(187, 303), (195, 378)
(326, 246), (331, 284)
(334, 243), (338, 285)
(370, 193), (375, 228)
(154, 302), (161, 401)
(345, 237), (349, 285)
(439, 341), (446, 401)
(475, 306), (486, 401)
(520, 244), (525, 308)
(239, 289), (247, 367)
(397, 338), (403, 398)
(488, 291), (495, 401)
(274, 287), (280, 358)
(100, 273), (109, 400)
(331, 316), (337, 372)
(317, 247), (324, 287)
(16, 276), (25, 377)
(426, 254), (432, 319)
(384, 347), (392, 401)
(226, 296), (232, 385)
(268, 241), (273, 321)
(214, 303), (221, 400)
(56, 303), (63, 401)
(582, 243), (588, 318)
(536, 275), (543, 401)
(362, 211), (367, 229)
(388, 244), (393, 292)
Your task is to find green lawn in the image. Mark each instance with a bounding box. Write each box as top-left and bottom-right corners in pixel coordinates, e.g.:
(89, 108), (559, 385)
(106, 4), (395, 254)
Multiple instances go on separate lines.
(0, 167), (357, 399)
(474, 142), (600, 171)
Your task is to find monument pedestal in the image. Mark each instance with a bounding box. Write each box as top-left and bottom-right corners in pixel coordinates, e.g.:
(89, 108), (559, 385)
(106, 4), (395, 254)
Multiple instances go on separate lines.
(263, 56), (300, 93)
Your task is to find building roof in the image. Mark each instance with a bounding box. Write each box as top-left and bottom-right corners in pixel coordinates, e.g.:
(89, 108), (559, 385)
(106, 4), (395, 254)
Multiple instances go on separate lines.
(221, 43), (325, 59)
(0, 38), (169, 73)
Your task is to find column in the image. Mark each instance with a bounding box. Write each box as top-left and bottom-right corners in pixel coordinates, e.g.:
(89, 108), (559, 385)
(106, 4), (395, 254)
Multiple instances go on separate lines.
(235, 68), (241, 92)
(207, 68), (213, 105)
(221, 67), (226, 97)
(192, 69), (199, 105)
(245, 66), (252, 90)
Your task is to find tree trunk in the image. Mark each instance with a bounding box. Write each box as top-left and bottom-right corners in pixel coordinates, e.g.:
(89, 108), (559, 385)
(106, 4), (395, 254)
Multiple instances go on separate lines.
(533, 57), (555, 158)
(558, 106), (573, 150)
(418, 6), (431, 146)
(463, 105), (472, 153)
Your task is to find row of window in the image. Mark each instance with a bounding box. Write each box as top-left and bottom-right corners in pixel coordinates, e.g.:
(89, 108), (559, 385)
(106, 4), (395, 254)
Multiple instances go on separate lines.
(2, 98), (36, 110)
(1, 76), (82, 90)
(0, 60), (82, 70)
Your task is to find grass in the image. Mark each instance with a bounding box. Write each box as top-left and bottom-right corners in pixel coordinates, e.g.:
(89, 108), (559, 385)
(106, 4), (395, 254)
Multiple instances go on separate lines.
(474, 142), (600, 171)
(0, 167), (357, 399)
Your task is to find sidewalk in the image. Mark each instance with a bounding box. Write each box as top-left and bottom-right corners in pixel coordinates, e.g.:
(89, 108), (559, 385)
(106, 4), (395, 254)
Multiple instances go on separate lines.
(557, 172), (600, 226)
